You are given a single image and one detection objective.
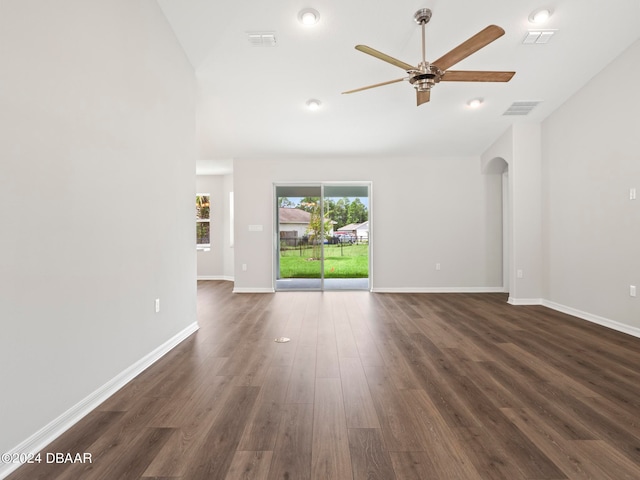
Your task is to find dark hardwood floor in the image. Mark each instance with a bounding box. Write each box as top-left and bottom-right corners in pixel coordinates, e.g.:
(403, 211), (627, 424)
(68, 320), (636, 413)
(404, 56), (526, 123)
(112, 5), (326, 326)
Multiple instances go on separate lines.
(8, 281), (640, 479)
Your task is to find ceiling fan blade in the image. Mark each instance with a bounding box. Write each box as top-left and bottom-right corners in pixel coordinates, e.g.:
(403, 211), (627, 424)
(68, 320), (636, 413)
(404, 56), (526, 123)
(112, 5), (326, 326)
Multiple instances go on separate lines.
(416, 90), (431, 106)
(355, 45), (417, 72)
(441, 70), (515, 82)
(342, 78), (405, 95)
(431, 25), (505, 71)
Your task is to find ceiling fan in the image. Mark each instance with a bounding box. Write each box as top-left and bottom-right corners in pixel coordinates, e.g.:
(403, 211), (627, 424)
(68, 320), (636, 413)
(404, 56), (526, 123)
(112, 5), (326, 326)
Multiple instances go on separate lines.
(342, 8), (515, 106)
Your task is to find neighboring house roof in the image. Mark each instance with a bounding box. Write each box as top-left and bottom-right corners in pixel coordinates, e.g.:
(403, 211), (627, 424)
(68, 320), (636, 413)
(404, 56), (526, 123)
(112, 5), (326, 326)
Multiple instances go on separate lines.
(337, 221), (368, 231)
(279, 207), (311, 223)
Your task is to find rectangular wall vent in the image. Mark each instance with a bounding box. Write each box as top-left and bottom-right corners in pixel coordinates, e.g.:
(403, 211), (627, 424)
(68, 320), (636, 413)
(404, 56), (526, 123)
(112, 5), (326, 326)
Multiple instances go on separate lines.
(503, 101), (541, 116)
(247, 32), (277, 47)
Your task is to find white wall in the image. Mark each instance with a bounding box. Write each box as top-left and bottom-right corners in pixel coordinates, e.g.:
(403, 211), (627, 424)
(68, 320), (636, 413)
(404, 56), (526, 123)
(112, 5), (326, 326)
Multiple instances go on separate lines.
(511, 124), (543, 302)
(233, 157), (503, 292)
(196, 174), (234, 280)
(0, 0), (196, 456)
(542, 39), (640, 330)
(482, 123), (544, 303)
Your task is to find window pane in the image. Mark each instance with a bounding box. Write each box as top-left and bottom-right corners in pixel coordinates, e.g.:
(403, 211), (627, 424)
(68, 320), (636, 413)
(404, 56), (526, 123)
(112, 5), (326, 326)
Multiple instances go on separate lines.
(196, 195), (210, 220)
(197, 222), (210, 245)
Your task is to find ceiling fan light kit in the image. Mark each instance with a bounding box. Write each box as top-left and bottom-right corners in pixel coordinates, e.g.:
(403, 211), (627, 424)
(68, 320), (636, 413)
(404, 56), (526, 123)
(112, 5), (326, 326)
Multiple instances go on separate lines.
(342, 7), (515, 106)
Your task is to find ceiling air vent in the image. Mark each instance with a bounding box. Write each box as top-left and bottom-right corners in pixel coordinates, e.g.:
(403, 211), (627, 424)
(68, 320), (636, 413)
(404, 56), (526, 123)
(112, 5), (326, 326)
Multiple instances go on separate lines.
(523, 30), (556, 44)
(247, 32), (277, 47)
(503, 101), (541, 116)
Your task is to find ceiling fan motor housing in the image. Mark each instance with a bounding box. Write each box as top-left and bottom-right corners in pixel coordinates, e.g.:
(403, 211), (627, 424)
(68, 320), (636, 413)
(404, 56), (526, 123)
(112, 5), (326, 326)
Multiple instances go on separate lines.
(409, 65), (443, 91)
(410, 73), (435, 91)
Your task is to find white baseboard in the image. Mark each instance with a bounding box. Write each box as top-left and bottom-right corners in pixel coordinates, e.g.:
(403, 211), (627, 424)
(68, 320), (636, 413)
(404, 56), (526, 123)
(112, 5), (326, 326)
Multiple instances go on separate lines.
(197, 275), (234, 281)
(233, 287), (275, 293)
(0, 322), (199, 480)
(372, 286), (505, 294)
(542, 300), (640, 339)
(508, 297), (543, 306)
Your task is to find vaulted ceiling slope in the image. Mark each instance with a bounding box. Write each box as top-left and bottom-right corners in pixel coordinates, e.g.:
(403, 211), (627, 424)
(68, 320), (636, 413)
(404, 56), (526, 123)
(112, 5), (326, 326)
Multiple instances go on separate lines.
(157, 0), (640, 164)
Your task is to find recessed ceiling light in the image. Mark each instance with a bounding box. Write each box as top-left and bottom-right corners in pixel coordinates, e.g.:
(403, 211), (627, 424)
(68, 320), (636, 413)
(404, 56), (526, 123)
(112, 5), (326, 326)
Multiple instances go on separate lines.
(529, 8), (551, 24)
(467, 98), (484, 109)
(299, 8), (320, 26)
(306, 99), (321, 110)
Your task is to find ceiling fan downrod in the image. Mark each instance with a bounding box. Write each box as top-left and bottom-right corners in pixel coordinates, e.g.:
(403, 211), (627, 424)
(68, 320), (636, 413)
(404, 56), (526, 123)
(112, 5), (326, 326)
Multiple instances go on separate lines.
(414, 8), (432, 67)
(411, 8), (439, 92)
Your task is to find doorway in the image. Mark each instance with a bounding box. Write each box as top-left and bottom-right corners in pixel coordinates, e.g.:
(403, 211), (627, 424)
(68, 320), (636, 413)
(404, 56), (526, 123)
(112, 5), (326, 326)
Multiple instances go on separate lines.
(274, 183), (371, 291)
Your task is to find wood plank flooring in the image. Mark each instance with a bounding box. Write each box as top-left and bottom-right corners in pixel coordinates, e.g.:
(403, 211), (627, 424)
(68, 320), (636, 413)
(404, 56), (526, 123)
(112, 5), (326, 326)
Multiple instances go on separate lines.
(7, 281), (640, 479)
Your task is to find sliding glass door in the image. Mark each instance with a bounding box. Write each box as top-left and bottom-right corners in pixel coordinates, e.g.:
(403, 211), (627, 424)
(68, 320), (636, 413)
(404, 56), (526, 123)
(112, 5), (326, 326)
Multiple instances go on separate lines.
(275, 183), (370, 291)
(276, 185), (323, 290)
(322, 184), (370, 290)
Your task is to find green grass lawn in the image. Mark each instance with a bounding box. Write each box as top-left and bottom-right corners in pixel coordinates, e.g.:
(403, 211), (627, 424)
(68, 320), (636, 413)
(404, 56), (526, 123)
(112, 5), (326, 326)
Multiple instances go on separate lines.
(279, 244), (369, 278)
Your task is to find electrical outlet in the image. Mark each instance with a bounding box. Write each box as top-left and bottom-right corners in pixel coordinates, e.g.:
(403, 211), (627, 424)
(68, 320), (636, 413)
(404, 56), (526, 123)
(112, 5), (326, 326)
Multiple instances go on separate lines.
(631, 188), (637, 200)
(631, 285), (637, 297)
(435, 263), (441, 271)
(155, 298), (160, 313)
(517, 269), (524, 279)
(242, 263), (247, 271)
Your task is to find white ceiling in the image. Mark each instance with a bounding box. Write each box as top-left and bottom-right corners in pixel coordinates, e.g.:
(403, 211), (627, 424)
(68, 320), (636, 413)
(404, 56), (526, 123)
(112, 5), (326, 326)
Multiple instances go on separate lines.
(156, 0), (640, 174)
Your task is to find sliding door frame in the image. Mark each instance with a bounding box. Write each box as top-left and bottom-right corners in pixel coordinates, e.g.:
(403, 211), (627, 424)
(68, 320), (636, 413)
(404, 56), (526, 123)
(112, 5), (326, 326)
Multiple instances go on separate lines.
(273, 181), (372, 291)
